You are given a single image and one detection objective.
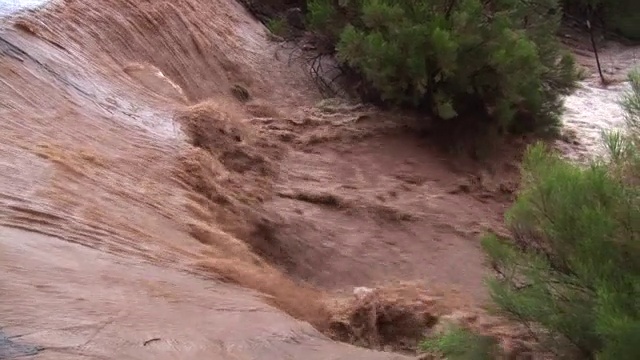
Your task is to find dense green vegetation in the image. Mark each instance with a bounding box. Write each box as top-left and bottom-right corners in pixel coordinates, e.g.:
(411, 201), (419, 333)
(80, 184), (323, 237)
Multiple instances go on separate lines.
(239, 1), (640, 138)
(241, 1), (638, 139)
(305, 0), (578, 136)
(562, 0), (640, 40)
(423, 71), (640, 359)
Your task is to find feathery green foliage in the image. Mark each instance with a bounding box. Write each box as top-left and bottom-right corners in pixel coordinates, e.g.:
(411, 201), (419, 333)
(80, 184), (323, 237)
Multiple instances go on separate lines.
(483, 140), (640, 358)
(307, 0), (578, 135)
(421, 325), (498, 360)
(562, 0), (640, 40)
(422, 71), (640, 359)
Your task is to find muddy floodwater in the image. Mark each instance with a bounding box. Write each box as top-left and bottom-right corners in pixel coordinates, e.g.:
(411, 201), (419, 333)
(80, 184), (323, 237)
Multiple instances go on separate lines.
(561, 82), (629, 159)
(0, 0), (637, 359)
(559, 40), (638, 161)
(0, 0), (409, 358)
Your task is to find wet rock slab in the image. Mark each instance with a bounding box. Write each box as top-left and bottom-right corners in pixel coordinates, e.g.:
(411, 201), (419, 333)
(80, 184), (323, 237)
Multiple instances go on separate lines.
(0, 330), (41, 358)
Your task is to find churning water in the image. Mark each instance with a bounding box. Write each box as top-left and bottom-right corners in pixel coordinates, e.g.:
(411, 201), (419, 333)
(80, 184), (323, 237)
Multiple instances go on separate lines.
(0, 0), (50, 17)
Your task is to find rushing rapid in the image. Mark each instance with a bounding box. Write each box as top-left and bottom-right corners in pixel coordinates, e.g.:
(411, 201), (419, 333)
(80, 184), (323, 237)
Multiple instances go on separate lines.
(0, 0), (49, 17)
(558, 37), (638, 161)
(0, 0), (408, 358)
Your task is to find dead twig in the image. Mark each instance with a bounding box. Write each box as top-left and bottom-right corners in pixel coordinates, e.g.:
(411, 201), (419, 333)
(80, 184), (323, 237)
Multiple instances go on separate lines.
(586, 18), (606, 85)
(143, 338), (162, 346)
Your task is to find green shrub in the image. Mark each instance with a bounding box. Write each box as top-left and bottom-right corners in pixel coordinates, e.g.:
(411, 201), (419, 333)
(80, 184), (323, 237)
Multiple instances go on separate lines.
(602, 70), (640, 184)
(562, 0), (640, 40)
(421, 325), (498, 360)
(307, 0), (578, 135)
(482, 141), (640, 358)
(622, 70), (640, 139)
(422, 71), (640, 359)
(267, 17), (288, 36)
(605, 4), (640, 40)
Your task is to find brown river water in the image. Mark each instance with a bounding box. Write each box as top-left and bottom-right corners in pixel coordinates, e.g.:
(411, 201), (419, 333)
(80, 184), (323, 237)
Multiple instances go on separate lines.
(0, 1), (637, 359)
(0, 0), (409, 358)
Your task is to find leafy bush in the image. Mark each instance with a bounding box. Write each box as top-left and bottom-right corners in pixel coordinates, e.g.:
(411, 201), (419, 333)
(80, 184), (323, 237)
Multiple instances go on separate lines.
(267, 17), (289, 36)
(238, 0), (306, 24)
(421, 325), (498, 360)
(482, 141), (640, 358)
(562, 0), (640, 40)
(422, 72), (640, 359)
(622, 70), (640, 139)
(307, 0), (578, 135)
(604, 70), (640, 181)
